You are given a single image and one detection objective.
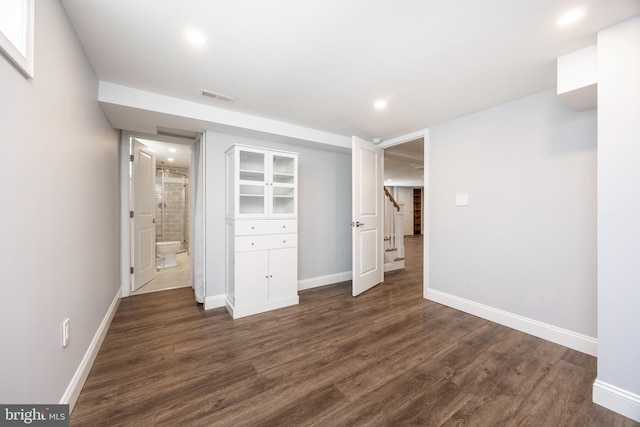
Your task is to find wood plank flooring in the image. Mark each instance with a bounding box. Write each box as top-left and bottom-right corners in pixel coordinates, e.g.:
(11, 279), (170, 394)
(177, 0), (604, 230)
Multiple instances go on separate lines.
(71, 235), (638, 426)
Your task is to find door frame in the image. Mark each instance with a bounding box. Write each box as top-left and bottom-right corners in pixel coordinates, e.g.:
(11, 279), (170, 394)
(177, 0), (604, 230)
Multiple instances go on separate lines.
(119, 131), (202, 298)
(377, 128), (430, 298)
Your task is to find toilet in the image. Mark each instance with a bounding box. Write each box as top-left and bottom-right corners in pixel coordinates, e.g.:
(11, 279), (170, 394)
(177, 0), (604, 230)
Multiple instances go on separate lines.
(156, 241), (181, 268)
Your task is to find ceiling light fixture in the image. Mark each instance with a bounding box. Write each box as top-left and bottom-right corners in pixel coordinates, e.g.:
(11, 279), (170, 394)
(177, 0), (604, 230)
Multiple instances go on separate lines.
(167, 158), (175, 162)
(168, 148), (177, 153)
(185, 29), (207, 46)
(374, 100), (387, 110)
(556, 8), (585, 27)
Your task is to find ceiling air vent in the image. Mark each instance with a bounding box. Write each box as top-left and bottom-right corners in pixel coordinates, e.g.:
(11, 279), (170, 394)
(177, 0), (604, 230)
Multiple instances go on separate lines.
(200, 89), (236, 104)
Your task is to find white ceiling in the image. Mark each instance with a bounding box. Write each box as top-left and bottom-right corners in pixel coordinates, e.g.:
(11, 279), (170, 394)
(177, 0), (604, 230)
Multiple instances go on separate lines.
(61, 2), (639, 184)
(385, 138), (424, 187)
(61, 1), (640, 142)
(134, 138), (191, 169)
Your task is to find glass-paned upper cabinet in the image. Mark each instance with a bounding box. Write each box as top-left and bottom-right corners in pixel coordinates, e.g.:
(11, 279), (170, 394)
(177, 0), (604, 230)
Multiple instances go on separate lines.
(226, 145), (298, 218)
(270, 154), (296, 215)
(238, 149), (267, 215)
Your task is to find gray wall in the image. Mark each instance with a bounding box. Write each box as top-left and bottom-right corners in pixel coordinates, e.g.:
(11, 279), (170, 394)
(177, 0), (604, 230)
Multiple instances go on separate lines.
(0, 1), (119, 404)
(205, 132), (352, 297)
(596, 14), (640, 401)
(429, 89), (597, 337)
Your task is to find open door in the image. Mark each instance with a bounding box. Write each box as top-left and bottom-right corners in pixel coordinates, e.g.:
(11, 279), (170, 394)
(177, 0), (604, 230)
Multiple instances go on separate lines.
(132, 139), (156, 291)
(352, 136), (384, 296)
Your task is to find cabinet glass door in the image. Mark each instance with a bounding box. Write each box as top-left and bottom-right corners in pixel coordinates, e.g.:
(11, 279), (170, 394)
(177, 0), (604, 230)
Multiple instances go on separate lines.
(270, 154), (296, 216)
(238, 149), (267, 215)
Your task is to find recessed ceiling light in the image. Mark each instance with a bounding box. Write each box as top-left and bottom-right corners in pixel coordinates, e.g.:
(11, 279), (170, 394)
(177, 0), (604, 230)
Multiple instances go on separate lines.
(185, 29), (207, 46)
(556, 8), (585, 27)
(167, 158), (175, 162)
(374, 100), (387, 110)
(168, 148), (177, 153)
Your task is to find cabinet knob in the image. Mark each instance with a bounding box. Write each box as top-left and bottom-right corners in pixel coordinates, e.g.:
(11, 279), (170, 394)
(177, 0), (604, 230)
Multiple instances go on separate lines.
(251, 242), (254, 246)
(283, 240), (286, 243)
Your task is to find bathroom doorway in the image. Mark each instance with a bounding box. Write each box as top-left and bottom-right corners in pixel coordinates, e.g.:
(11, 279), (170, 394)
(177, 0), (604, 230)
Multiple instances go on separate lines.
(129, 135), (193, 296)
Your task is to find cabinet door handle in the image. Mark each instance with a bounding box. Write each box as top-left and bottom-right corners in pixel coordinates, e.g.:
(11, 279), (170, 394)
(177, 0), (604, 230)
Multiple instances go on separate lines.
(282, 240), (286, 243)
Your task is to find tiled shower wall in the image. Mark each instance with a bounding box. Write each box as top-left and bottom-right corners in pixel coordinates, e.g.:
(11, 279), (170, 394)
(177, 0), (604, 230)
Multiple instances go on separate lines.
(155, 166), (189, 251)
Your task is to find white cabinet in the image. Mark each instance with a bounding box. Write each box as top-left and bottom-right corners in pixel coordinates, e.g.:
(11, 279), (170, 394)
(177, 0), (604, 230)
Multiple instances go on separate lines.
(225, 145), (299, 319)
(226, 145), (297, 218)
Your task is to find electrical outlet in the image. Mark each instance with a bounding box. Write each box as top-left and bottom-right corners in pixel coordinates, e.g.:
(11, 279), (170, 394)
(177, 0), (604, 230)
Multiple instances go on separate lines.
(62, 318), (70, 348)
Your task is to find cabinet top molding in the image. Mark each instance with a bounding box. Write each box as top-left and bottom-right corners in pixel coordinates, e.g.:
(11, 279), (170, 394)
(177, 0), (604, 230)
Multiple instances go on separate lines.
(226, 144), (299, 156)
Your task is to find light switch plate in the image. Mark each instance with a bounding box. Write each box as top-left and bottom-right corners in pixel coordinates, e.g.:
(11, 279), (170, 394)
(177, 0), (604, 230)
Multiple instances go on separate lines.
(456, 194), (469, 206)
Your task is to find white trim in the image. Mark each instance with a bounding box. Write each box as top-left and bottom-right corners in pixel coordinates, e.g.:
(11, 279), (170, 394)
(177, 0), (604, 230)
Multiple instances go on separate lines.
(425, 288), (597, 356)
(379, 128), (430, 148)
(225, 296), (299, 319)
(422, 130), (430, 299)
(120, 132), (131, 297)
(0, 0), (34, 78)
(593, 379), (640, 422)
(298, 271), (352, 291)
(120, 131), (205, 300)
(61, 289), (121, 412)
(204, 294), (226, 310)
(205, 271), (354, 310)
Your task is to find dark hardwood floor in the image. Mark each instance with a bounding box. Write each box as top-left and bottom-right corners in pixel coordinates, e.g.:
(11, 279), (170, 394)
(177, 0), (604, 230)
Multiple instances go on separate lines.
(71, 235), (638, 426)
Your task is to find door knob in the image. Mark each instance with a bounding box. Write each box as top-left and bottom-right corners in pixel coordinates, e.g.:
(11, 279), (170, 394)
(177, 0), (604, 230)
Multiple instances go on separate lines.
(351, 221), (365, 227)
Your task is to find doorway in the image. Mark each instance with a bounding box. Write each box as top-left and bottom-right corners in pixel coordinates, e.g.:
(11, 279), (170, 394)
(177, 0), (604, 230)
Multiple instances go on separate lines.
(383, 137), (425, 237)
(123, 133), (195, 296)
(382, 136), (427, 292)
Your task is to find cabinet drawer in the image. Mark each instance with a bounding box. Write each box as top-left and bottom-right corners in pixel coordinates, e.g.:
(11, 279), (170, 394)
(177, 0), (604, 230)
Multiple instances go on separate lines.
(268, 233), (297, 249)
(235, 220), (297, 236)
(235, 235), (269, 252)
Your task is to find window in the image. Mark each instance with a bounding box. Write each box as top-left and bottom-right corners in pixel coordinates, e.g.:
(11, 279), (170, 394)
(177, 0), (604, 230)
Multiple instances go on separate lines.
(0, 0), (34, 78)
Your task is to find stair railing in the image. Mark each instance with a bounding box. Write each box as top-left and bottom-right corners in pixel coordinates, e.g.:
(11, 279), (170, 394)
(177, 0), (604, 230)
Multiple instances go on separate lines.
(383, 187), (404, 260)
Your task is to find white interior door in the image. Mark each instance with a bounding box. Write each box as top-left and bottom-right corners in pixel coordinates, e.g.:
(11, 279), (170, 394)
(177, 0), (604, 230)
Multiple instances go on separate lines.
(352, 136), (384, 296)
(132, 140), (156, 291)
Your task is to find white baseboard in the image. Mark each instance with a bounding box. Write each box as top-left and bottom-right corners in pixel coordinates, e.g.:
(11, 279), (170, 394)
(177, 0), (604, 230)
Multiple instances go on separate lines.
(204, 270), (353, 311)
(61, 289), (121, 412)
(298, 271), (352, 291)
(593, 379), (640, 422)
(204, 294), (226, 310)
(425, 288), (597, 356)
(225, 295), (299, 319)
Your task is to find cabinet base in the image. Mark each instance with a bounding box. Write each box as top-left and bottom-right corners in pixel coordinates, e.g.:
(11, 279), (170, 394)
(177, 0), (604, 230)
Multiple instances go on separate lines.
(225, 296), (299, 319)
